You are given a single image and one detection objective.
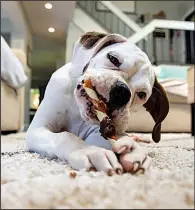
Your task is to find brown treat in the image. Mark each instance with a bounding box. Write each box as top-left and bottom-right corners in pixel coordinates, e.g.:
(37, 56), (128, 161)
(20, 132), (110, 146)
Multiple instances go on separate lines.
(84, 79), (93, 89)
(84, 79), (117, 141)
(69, 171), (77, 179)
(99, 117), (116, 140)
(90, 98), (108, 113)
(84, 80), (108, 113)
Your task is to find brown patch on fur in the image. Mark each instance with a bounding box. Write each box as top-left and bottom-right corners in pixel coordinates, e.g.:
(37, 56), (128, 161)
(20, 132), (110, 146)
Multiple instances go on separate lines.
(96, 40), (118, 54)
(82, 40), (119, 74)
(81, 32), (120, 73)
(143, 77), (169, 143)
(80, 31), (107, 49)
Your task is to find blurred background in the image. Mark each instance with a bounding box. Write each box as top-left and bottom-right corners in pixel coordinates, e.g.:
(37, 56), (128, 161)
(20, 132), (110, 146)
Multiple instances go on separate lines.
(1, 1), (194, 134)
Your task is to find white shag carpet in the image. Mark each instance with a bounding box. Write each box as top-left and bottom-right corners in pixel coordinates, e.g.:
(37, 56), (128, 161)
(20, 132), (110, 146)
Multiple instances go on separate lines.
(1, 132), (194, 209)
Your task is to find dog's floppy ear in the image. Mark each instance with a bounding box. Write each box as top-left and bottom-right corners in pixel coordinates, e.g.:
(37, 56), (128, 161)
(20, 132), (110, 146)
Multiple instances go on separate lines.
(80, 31), (108, 49)
(143, 77), (169, 143)
(70, 31), (127, 77)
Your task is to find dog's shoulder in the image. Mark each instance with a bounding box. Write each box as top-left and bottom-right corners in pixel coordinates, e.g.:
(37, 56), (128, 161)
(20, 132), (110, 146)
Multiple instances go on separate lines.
(52, 63), (71, 81)
(44, 63), (73, 98)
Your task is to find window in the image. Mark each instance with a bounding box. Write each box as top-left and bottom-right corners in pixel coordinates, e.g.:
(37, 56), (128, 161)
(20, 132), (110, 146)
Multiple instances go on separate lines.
(30, 88), (40, 110)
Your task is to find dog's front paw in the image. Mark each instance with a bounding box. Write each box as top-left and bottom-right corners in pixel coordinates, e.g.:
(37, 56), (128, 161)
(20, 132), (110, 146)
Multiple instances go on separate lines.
(119, 148), (152, 174)
(111, 135), (152, 174)
(68, 146), (123, 175)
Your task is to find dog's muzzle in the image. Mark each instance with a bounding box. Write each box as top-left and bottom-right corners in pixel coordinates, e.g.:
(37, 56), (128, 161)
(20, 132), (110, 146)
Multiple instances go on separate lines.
(109, 81), (131, 111)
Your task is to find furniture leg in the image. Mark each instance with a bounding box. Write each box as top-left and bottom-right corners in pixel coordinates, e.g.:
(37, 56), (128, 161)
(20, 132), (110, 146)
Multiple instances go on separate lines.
(191, 103), (195, 136)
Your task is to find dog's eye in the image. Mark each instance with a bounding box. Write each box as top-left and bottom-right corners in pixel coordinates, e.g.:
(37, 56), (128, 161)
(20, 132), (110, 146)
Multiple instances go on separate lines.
(137, 91), (146, 100)
(107, 52), (121, 67)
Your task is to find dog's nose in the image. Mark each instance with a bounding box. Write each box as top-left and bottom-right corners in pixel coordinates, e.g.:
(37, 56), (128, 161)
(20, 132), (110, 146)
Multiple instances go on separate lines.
(109, 81), (131, 110)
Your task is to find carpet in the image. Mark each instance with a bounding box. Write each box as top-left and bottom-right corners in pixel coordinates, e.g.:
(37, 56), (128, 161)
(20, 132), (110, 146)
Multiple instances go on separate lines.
(1, 132), (194, 209)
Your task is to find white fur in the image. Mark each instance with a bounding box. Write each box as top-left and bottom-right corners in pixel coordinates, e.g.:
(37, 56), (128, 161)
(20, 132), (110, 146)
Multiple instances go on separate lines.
(26, 33), (154, 174)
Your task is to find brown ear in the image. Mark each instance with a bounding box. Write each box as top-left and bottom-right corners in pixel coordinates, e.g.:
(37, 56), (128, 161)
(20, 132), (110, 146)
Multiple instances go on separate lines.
(80, 31), (108, 49)
(143, 77), (169, 143)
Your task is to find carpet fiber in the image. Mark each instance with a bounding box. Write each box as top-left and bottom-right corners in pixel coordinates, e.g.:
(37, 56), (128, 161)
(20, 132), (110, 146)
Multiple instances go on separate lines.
(1, 132), (194, 209)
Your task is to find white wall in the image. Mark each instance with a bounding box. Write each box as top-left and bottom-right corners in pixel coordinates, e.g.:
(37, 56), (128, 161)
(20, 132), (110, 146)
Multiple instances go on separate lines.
(125, 1), (194, 21)
(138, 1), (193, 20)
(97, 1), (194, 23)
(1, 1), (33, 130)
(98, 1), (136, 13)
(65, 8), (108, 63)
(73, 8), (108, 34)
(1, 1), (32, 55)
(65, 22), (84, 63)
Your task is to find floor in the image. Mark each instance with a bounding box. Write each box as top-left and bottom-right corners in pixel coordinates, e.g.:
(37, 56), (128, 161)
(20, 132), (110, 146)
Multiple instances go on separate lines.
(1, 132), (194, 209)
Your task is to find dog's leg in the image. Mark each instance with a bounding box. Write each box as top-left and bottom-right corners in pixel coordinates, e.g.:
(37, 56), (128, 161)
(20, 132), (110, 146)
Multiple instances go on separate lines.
(85, 130), (112, 150)
(26, 127), (123, 175)
(118, 144), (152, 174)
(110, 134), (152, 173)
(85, 131), (152, 174)
(26, 127), (87, 160)
(84, 131), (123, 173)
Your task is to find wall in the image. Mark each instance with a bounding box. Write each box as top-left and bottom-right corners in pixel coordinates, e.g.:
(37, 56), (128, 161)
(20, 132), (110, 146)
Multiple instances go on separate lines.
(1, 1), (32, 130)
(65, 22), (84, 63)
(96, 1), (194, 23)
(98, 1), (136, 13)
(65, 8), (108, 63)
(1, 1), (32, 54)
(1, 17), (27, 52)
(128, 1), (194, 21)
(73, 8), (107, 34)
(100, 1), (193, 19)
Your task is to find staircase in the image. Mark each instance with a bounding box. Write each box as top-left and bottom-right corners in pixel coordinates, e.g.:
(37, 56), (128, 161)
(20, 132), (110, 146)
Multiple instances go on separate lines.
(77, 1), (138, 38)
(74, 1), (194, 65)
(76, 1), (146, 51)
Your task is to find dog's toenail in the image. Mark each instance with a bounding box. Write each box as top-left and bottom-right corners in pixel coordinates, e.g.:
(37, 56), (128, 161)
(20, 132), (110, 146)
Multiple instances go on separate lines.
(133, 162), (140, 171)
(89, 167), (96, 172)
(136, 168), (145, 175)
(108, 169), (115, 176)
(116, 168), (123, 175)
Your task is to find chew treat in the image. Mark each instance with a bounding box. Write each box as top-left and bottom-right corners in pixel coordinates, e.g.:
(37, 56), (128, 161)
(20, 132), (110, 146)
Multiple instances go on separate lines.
(83, 80), (117, 141)
(99, 115), (117, 140)
(69, 171), (77, 179)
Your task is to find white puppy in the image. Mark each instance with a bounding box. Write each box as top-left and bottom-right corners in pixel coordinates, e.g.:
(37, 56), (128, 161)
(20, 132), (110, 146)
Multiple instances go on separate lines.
(26, 32), (169, 175)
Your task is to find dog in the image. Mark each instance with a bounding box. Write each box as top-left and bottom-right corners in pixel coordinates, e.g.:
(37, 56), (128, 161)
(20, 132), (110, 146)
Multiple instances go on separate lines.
(26, 32), (169, 175)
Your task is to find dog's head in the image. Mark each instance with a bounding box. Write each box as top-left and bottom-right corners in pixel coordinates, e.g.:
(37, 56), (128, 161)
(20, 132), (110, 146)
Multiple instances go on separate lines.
(72, 32), (169, 143)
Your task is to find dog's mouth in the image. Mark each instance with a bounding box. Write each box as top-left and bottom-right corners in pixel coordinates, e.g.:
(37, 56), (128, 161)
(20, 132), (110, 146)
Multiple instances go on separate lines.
(76, 79), (123, 139)
(76, 79), (112, 121)
(75, 78), (130, 136)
